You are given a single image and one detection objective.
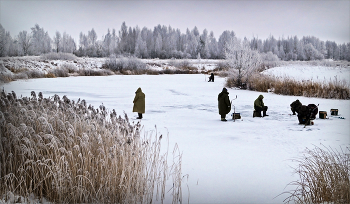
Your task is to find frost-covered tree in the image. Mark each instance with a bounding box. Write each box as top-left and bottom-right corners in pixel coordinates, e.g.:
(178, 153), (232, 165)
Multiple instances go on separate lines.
(53, 31), (61, 53)
(225, 36), (262, 87)
(199, 29), (210, 59)
(218, 30), (235, 58)
(134, 27), (148, 58)
(102, 29), (112, 56)
(18, 30), (32, 55)
(304, 43), (324, 60)
(0, 24), (8, 56)
(61, 32), (76, 53)
(88, 28), (97, 46)
(208, 31), (219, 59)
(30, 24), (51, 55)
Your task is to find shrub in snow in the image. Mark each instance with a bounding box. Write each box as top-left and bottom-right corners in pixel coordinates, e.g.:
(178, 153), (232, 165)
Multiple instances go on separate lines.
(60, 63), (77, 73)
(260, 51), (281, 69)
(78, 68), (114, 76)
(214, 60), (230, 71)
(168, 59), (196, 70)
(0, 91), (183, 203)
(40, 52), (77, 60)
(25, 69), (45, 79)
(103, 55), (148, 73)
(49, 67), (69, 77)
(281, 145), (350, 204)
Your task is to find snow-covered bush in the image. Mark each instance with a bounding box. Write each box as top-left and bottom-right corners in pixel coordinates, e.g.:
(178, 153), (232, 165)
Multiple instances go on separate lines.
(103, 55), (148, 73)
(40, 52), (77, 60)
(282, 145), (350, 204)
(260, 51), (281, 69)
(0, 91), (183, 203)
(60, 63), (77, 73)
(48, 67), (69, 77)
(78, 68), (114, 76)
(168, 59), (196, 70)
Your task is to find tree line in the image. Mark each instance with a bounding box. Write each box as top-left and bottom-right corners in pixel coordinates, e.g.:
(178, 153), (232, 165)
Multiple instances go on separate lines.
(0, 22), (349, 61)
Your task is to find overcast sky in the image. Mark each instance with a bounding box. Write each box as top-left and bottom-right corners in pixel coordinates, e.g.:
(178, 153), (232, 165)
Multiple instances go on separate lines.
(1, 0), (349, 44)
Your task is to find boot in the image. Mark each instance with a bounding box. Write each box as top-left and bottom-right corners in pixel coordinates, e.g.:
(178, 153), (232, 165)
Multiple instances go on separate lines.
(221, 118), (227, 121)
(137, 113), (143, 119)
(263, 111), (269, 117)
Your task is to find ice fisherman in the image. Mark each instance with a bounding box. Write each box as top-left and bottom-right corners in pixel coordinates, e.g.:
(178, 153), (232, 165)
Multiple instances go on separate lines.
(290, 99), (302, 115)
(208, 73), (214, 82)
(254, 94), (269, 117)
(133, 87), (145, 119)
(218, 88), (231, 121)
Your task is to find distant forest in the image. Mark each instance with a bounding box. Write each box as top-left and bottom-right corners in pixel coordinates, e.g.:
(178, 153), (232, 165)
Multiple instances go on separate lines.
(0, 22), (349, 61)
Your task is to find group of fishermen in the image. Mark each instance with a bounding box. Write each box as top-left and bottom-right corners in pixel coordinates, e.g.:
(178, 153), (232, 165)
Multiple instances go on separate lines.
(218, 87), (318, 123)
(132, 73), (315, 123)
(218, 88), (268, 121)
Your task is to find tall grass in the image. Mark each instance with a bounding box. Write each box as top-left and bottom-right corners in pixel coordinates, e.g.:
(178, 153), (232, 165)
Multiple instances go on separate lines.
(0, 91), (183, 203)
(281, 145), (350, 204)
(226, 73), (350, 99)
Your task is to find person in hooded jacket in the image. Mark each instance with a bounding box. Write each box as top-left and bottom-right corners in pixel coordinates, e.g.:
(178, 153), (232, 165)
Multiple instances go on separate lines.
(218, 88), (231, 121)
(208, 73), (214, 82)
(133, 87), (145, 119)
(254, 94), (268, 117)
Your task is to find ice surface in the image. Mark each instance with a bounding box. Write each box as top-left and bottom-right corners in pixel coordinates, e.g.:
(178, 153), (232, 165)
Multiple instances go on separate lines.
(1, 69), (349, 203)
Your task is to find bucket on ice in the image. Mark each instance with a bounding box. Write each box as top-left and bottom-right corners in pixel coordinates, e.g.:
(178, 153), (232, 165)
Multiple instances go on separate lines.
(319, 111), (327, 119)
(330, 109), (338, 115)
(232, 113), (241, 119)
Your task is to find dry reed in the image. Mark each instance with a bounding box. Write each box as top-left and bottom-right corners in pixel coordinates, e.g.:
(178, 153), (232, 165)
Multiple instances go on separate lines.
(0, 90), (184, 203)
(280, 145), (350, 204)
(226, 73), (350, 99)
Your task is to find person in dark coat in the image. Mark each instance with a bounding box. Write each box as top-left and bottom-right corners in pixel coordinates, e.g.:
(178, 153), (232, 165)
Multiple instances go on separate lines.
(218, 88), (231, 121)
(290, 99), (302, 115)
(133, 87), (145, 119)
(254, 94), (268, 117)
(208, 73), (214, 82)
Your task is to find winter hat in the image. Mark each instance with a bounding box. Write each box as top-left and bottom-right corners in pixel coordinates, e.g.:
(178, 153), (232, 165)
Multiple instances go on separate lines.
(222, 88), (227, 92)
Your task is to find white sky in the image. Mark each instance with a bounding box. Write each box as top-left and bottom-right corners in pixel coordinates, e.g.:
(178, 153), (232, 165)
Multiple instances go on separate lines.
(1, 0), (349, 44)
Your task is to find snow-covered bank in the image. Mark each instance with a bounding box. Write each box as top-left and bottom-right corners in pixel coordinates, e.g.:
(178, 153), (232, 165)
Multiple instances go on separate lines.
(2, 73), (349, 203)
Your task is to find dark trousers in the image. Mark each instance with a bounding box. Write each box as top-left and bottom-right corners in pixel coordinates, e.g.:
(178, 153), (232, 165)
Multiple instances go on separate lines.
(255, 106), (268, 116)
(221, 114), (226, 119)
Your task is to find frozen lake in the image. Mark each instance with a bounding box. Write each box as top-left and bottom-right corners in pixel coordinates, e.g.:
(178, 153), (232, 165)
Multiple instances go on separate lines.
(2, 73), (349, 203)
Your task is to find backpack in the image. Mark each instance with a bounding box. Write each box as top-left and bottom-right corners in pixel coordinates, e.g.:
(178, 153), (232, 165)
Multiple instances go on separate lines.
(297, 104), (318, 124)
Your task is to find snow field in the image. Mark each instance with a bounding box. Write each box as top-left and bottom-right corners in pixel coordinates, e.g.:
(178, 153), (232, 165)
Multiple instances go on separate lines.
(262, 64), (350, 85)
(2, 70), (349, 203)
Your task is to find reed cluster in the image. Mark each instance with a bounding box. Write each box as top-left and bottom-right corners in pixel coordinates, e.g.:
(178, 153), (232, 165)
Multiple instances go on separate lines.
(226, 73), (350, 99)
(281, 145), (350, 204)
(0, 91), (183, 203)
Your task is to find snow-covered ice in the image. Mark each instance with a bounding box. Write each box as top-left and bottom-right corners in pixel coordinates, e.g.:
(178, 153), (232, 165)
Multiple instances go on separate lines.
(1, 68), (349, 203)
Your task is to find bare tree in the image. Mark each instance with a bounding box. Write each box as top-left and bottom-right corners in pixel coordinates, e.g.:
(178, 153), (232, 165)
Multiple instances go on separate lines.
(225, 36), (262, 87)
